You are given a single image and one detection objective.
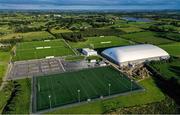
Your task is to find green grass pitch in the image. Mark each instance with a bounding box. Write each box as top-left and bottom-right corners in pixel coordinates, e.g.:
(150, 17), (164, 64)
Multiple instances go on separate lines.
(68, 36), (131, 49)
(13, 39), (75, 61)
(35, 66), (142, 111)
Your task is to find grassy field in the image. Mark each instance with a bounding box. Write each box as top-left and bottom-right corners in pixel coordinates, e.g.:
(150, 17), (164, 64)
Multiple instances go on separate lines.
(50, 28), (73, 34)
(36, 66), (141, 111)
(117, 27), (144, 33)
(121, 32), (174, 45)
(68, 36), (132, 49)
(47, 77), (165, 114)
(0, 51), (10, 85)
(2, 79), (31, 114)
(164, 32), (180, 41)
(150, 58), (180, 80)
(110, 20), (152, 29)
(20, 31), (55, 41)
(0, 31), (55, 41)
(0, 25), (13, 34)
(13, 39), (75, 61)
(159, 42), (180, 57)
(0, 83), (13, 113)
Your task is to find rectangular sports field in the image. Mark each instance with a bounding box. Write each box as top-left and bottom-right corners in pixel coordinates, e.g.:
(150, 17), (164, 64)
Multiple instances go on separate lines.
(68, 36), (131, 49)
(35, 66), (142, 112)
(13, 39), (75, 61)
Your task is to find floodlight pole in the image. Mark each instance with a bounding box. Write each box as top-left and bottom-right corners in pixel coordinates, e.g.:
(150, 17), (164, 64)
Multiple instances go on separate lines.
(108, 83), (111, 96)
(48, 95), (52, 109)
(131, 79), (133, 93)
(78, 89), (81, 103)
(38, 83), (40, 92)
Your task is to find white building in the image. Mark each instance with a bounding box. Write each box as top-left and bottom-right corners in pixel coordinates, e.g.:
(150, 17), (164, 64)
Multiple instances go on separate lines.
(102, 44), (170, 67)
(99, 61), (106, 67)
(54, 14), (62, 17)
(82, 48), (98, 56)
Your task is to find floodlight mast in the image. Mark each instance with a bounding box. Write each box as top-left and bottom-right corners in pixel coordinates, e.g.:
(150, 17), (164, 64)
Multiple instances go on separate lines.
(108, 83), (111, 96)
(131, 79), (133, 93)
(48, 95), (52, 109)
(38, 83), (40, 92)
(78, 89), (81, 103)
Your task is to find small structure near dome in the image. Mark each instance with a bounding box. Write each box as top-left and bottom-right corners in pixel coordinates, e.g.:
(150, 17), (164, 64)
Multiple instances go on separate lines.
(82, 48), (97, 56)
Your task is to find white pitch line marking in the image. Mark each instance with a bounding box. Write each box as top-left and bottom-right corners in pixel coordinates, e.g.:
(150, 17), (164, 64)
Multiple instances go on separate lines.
(59, 59), (66, 72)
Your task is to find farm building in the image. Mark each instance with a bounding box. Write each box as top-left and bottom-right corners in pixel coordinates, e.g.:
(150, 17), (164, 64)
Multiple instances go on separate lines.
(102, 44), (170, 67)
(82, 48), (98, 56)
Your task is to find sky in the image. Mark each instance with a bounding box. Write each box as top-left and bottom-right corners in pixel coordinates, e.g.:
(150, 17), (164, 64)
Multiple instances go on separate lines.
(0, 0), (180, 10)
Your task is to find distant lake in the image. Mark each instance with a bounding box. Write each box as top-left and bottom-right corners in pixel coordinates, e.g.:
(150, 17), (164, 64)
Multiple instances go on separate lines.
(122, 17), (152, 22)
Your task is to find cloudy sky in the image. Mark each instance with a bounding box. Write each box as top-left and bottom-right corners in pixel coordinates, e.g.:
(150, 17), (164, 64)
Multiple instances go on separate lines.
(0, 0), (180, 10)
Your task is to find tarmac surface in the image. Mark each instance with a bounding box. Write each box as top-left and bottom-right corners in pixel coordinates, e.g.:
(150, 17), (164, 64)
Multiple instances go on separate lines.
(7, 57), (99, 80)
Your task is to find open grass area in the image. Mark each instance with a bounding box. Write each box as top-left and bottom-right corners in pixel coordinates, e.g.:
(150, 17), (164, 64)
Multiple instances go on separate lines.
(0, 31), (55, 41)
(21, 31), (55, 41)
(164, 32), (180, 41)
(0, 25), (13, 34)
(159, 42), (180, 57)
(13, 39), (75, 61)
(0, 83), (13, 113)
(2, 79), (31, 114)
(117, 27), (144, 33)
(121, 32), (174, 45)
(47, 77), (165, 114)
(50, 28), (73, 34)
(68, 36), (132, 49)
(111, 20), (152, 29)
(0, 51), (10, 85)
(35, 66), (141, 111)
(86, 55), (102, 61)
(150, 58), (180, 80)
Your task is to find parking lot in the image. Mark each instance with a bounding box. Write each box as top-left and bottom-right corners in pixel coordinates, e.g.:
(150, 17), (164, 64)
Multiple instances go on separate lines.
(7, 57), (101, 80)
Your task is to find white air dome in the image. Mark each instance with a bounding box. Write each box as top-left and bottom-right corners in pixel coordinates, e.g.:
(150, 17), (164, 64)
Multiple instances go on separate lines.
(102, 44), (169, 65)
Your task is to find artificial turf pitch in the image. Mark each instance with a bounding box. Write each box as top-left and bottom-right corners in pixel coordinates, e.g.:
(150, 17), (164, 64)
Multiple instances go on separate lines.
(35, 66), (141, 111)
(13, 39), (75, 61)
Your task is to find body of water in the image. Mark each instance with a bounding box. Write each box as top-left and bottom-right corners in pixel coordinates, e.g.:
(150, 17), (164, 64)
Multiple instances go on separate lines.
(122, 17), (152, 22)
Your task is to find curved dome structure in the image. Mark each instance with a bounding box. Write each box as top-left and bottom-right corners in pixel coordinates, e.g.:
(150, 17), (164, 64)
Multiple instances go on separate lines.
(102, 44), (170, 66)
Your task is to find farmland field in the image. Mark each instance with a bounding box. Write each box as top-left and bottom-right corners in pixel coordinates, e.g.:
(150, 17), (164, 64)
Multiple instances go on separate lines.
(0, 25), (13, 34)
(163, 32), (180, 41)
(121, 32), (174, 45)
(159, 42), (180, 57)
(50, 28), (73, 34)
(0, 31), (55, 41)
(111, 20), (152, 29)
(117, 27), (144, 33)
(68, 36), (132, 48)
(0, 51), (10, 85)
(35, 66), (142, 111)
(13, 39), (75, 61)
(20, 31), (55, 41)
(150, 58), (180, 80)
(2, 79), (31, 114)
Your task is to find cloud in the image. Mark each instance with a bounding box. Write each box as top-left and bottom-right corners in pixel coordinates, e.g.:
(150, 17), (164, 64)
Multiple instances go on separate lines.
(1, 0), (180, 5)
(0, 0), (180, 9)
